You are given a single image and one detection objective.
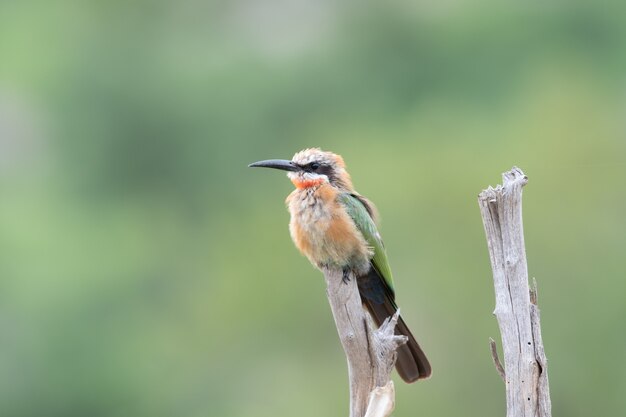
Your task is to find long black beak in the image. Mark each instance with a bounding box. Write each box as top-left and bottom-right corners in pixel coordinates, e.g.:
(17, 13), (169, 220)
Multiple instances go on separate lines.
(248, 159), (299, 172)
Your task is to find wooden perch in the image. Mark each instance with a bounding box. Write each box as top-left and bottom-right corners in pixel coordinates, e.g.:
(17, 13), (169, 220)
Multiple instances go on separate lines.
(478, 167), (552, 417)
(322, 267), (407, 417)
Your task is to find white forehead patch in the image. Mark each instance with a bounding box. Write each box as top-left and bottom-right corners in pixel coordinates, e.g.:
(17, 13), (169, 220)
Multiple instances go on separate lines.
(292, 148), (333, 166)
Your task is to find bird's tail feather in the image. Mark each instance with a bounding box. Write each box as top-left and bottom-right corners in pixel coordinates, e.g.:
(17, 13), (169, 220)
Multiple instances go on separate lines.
(363, 296), (432, 383)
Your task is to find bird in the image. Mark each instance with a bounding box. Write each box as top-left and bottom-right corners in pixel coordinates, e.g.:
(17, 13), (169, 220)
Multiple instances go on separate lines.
(249, 148), (431, 383)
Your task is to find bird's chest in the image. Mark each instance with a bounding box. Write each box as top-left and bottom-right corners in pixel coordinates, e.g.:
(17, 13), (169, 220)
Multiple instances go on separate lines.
(286, 188), (369, 269)
(288, 190), (333, 249)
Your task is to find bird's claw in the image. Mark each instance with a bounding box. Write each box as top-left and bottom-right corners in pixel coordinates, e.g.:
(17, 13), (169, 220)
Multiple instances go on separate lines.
(342, 268), (351, 284)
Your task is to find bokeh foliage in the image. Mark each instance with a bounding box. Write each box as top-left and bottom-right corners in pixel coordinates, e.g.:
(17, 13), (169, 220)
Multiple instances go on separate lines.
(1, 1), (625, 416)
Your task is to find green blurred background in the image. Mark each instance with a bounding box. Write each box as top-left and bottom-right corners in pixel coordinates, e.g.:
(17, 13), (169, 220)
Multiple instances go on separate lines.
(1, 1), (625, 416)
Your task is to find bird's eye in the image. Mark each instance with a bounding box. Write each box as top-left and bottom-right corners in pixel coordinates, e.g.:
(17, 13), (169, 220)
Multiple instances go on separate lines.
(310, 162), (320, 171)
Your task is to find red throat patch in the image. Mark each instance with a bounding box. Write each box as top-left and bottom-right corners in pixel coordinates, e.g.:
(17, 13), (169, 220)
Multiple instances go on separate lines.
(291, 177), (325, 189)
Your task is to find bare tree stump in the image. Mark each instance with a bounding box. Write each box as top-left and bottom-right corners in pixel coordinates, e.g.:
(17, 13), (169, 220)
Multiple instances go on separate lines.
(323, 267), (407, 417)
(478, 167), (552, 417)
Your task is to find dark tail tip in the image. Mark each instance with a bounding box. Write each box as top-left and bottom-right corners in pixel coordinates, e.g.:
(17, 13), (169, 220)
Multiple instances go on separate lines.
(395, 329), (432, 383)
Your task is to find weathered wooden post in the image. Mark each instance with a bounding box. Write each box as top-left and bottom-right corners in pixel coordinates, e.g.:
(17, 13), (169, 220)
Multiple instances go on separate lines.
(323, 267), (406, 417)
(478, 167), (552, 417)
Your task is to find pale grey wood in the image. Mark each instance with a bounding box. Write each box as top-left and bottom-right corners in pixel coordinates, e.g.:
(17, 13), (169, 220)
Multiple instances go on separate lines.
(489, 337), (506, 382)
(363, 381), (395, 417)
(323, 267), (407, 417)
(478, 167), (552, 417)
(530, 279), (552, 417)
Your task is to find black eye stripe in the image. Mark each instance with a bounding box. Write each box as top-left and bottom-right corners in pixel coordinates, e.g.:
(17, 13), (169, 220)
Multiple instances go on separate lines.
(299, 161), (333, 175)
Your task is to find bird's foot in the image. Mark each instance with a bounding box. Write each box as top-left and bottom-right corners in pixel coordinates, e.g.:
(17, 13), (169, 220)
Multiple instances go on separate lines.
(342, 267), (351, 284)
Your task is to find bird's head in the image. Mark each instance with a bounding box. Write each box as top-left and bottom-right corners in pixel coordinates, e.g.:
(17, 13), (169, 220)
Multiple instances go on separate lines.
(249, 148), (354, 191)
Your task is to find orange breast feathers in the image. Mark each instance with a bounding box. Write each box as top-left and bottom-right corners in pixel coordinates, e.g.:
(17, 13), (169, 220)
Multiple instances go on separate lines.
(286, 184), (371, 269)
(290, 176), (326, 190)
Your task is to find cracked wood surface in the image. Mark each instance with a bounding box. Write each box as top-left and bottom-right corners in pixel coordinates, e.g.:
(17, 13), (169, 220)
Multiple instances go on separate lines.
(478, 167), (552, 417)
(323, 267), (406, 417)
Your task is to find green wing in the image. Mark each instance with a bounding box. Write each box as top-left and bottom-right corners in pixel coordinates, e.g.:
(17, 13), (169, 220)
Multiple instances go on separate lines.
(338, 193), (394, 293)
(339, 193), (431, 382)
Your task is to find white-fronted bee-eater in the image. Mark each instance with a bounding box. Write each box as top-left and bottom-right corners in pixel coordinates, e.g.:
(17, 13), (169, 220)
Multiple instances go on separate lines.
(249, 148), (431, 382)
